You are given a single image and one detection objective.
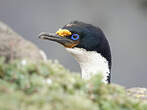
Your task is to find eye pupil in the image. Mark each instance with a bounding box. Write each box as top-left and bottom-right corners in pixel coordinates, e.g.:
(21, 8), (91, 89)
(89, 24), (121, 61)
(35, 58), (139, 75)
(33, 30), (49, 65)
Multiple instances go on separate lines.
(73, 35), (77, 38)
(71, 34), (79, 40)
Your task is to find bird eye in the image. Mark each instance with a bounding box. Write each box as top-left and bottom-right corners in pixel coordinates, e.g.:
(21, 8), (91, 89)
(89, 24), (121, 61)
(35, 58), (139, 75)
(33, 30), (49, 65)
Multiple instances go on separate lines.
(71, 34), (80, 40)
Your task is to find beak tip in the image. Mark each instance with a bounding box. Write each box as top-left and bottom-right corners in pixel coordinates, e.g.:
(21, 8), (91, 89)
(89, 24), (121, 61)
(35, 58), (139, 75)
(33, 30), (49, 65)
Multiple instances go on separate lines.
(38, 32), (46, 39)
(38, 35), (43, 39)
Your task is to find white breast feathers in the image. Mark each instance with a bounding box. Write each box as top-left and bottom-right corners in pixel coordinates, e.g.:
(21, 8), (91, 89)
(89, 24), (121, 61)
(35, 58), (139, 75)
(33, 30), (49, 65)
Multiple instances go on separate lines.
(66, 47), (110, 83)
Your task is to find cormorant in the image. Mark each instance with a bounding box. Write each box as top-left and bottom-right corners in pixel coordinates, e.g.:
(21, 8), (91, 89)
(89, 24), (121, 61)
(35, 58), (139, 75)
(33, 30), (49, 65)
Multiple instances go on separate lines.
(39, 21), (111, 83)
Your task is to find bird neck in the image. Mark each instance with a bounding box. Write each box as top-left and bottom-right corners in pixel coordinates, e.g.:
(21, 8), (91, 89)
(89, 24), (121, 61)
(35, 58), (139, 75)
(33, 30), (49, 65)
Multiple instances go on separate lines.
(66, 47), (110, 83)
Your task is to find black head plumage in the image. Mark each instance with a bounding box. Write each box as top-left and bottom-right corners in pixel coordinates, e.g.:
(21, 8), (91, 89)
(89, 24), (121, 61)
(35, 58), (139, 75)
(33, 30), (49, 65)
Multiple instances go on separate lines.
(63, 21), (112, 70)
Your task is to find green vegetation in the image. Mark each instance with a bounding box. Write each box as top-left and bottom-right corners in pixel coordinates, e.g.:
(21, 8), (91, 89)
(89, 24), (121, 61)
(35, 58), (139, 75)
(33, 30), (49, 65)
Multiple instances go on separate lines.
(0, 57), (146, 110)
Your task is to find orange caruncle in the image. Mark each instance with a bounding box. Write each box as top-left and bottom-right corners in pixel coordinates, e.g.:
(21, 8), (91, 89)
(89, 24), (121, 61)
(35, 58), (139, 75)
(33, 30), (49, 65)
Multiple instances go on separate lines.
(56, 29), (72, 37)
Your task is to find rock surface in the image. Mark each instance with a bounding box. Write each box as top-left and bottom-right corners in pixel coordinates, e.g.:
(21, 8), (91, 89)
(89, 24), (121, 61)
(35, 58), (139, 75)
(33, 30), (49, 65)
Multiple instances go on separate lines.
(127, 87), (147, 101)
(0, 21), (47, 62)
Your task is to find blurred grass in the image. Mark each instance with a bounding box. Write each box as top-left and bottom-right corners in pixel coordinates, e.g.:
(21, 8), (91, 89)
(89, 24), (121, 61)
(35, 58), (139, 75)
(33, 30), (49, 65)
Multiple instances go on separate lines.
(0, 57), (147, 110)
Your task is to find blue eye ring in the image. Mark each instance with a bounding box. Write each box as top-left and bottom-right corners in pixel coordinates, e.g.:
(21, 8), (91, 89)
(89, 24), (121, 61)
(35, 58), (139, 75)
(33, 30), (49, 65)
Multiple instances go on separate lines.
(71, 34), (80, 40)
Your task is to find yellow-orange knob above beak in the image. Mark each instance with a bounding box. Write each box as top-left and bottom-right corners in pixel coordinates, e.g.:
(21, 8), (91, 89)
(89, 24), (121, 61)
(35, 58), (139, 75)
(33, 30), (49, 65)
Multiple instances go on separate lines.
(56, 29), (72, 37)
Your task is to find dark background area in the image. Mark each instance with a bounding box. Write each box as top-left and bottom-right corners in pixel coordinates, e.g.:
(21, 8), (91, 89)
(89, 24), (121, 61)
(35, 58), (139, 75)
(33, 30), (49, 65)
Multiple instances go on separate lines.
(0, 0), (147, 88)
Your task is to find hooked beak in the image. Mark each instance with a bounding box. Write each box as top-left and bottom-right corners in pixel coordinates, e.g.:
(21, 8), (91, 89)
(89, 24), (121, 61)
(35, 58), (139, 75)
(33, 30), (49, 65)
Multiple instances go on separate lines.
(38, 32), (78, 48)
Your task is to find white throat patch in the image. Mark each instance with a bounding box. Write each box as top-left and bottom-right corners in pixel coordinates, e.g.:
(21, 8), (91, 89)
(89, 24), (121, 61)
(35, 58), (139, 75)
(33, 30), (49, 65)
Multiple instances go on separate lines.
(66, 47), (110, 83)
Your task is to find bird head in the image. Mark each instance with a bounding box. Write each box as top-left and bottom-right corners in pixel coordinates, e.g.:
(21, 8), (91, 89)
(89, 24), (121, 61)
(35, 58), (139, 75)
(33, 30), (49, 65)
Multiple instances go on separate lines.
(39, 21), (111, 83)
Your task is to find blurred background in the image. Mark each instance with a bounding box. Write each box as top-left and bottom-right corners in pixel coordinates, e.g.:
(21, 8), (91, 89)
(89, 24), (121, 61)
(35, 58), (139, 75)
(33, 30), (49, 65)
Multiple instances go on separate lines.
(0, 0), (146, 88)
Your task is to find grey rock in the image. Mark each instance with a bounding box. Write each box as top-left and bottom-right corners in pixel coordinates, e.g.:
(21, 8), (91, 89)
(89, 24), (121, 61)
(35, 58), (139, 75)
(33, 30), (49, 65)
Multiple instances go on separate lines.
(0, 21), (47, 62)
